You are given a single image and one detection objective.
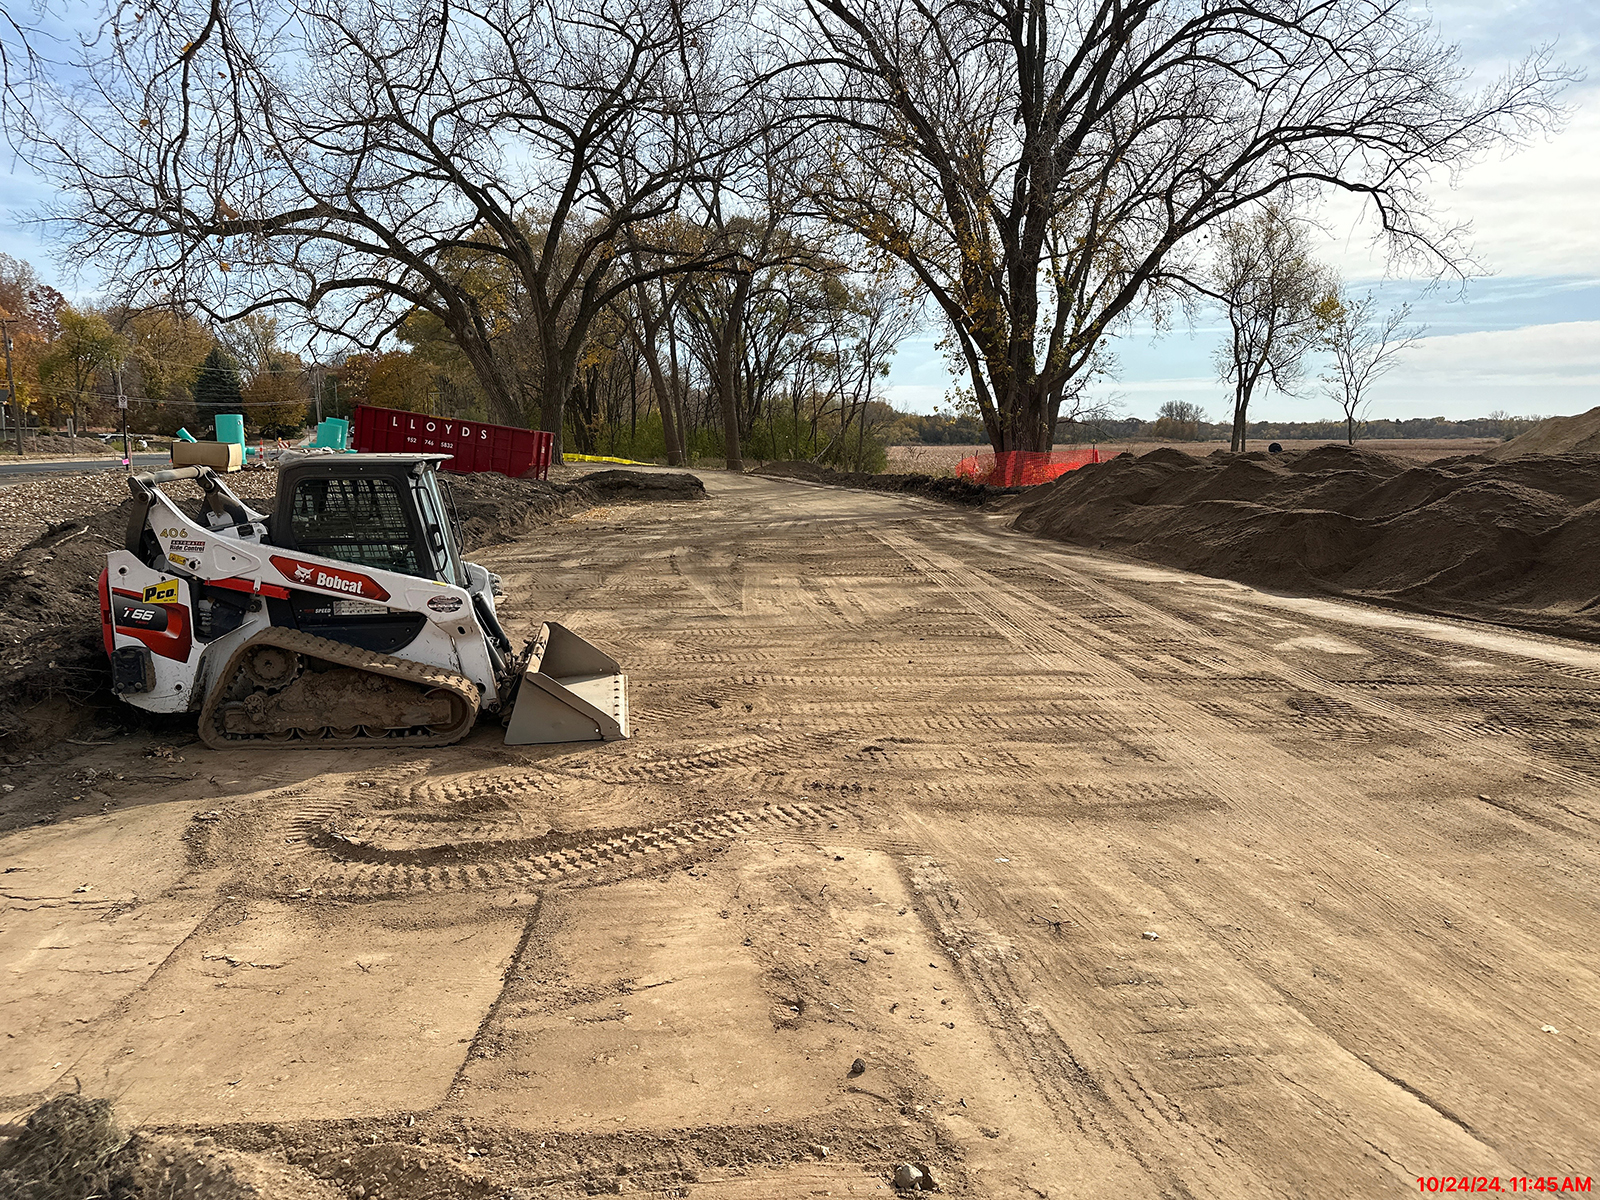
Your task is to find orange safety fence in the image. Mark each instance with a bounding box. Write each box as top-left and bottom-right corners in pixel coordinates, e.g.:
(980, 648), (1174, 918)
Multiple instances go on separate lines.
(955, 448), (1103, 487)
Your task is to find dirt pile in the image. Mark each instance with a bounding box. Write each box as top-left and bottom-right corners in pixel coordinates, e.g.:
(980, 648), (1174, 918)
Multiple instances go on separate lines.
(572, 467), (707, 502)
(0, 1094), (132, 1200)
(444, 471), (597, 548)
(0, 1095), (333, 1200)
(1487, 407), (1600, 459)
(447, 469), (704, 547)
(1008, 443), (1600, 640)
(755, 460), (1019, 505)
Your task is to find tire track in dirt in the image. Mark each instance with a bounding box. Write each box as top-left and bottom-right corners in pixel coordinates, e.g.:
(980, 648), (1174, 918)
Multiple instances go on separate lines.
(874, 524), (1596, 1171)
(903, 857), (1245, 1194)
(899, 522), (1600, 798)
(255, 800), (864, 900)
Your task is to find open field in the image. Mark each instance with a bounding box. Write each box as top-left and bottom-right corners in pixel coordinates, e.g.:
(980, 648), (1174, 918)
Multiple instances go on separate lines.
(3, 469), (1597, 1197)
(887, 438), (1504, 473)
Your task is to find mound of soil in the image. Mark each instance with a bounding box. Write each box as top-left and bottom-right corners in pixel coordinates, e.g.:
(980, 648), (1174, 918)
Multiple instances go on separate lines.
(572, 468), (707, 503)
(754, 461), (1020, 505)
(0, 1094), (333, 1200)
(444, 471), (598, 548)
(0, 468), (698, 753)
(1487, 406), (1600, 459)
(1007, 443), (1600, 639)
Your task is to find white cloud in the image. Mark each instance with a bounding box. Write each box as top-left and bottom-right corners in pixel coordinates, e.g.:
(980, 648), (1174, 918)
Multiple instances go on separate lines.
(1314, 95), (1600, 282)
(883, 383), (952, 412)
(1391, 320), (1600, 385)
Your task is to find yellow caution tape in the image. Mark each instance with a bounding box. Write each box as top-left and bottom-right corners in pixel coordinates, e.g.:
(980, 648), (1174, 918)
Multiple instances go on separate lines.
(565, 453), (655, 466)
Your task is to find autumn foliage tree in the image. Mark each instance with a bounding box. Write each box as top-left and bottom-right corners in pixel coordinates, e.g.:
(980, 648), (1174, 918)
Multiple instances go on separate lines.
(1203, 208), (1335, 452)
(37, 305), (127, 432)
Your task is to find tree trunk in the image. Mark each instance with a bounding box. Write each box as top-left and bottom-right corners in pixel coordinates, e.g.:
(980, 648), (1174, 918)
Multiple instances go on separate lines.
(1347, 412), (1355, 444)
(632, 288), (683, 466)
(452, 336), (523, 430)
(715, 273), (754, 473)
(642, 341), (682, 466)
(538, 360), (575, 465)
(665, 317), (688, 462)
(718, 368), (743, 472)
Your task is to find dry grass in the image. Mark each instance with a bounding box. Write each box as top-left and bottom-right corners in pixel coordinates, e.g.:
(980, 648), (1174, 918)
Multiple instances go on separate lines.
(0, 1095), (130, 1200)
(885, 438), (1502, 474)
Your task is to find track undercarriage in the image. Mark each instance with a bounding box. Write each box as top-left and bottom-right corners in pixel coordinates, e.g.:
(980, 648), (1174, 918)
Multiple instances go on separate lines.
(199, 628), (480, 749)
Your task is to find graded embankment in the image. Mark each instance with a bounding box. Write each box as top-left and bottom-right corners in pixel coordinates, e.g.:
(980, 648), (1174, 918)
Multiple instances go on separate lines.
(755, 459), (1016, 504)
(1007, 443), (1600, 639)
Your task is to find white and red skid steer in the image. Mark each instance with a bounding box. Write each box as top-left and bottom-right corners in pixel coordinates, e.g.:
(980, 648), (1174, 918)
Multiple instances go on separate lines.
(98, 453), (629, 749)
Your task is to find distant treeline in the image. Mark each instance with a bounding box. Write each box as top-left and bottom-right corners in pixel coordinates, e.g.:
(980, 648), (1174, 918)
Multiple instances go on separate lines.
(887, 412), (991, 444)
(1053, 414), (1544, 444)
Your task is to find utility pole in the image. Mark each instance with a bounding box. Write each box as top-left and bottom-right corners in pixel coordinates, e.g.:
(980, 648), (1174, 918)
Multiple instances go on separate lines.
(312, 363), (323, 424)
(1, 320), (22, 458)
(115, 365), (131, 470)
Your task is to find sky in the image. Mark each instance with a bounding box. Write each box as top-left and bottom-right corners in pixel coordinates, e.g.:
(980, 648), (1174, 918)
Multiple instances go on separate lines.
(0, 1), (1594, 425)
(881, 1), (1600, 423)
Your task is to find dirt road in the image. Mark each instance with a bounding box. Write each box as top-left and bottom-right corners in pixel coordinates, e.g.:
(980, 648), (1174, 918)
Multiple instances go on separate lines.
(3, 471), (1595, 1198)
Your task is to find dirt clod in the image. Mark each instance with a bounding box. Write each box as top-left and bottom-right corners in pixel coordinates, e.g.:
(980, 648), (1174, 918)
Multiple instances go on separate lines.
(893, 1161), (925, 1190)
(0, 1094), (130, 1200)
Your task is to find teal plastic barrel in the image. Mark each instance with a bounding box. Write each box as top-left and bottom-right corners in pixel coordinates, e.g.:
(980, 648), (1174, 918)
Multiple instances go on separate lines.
(216, 413), (245, 447)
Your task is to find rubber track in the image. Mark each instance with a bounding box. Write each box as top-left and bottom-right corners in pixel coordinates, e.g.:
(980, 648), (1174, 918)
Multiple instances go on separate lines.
(198, 626), (480, 750)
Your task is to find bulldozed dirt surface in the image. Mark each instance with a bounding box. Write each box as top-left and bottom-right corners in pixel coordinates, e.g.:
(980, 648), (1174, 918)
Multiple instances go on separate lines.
(0, 468), (701, 751)
(1006, 443), (1600, 642)
(4, 470), (1598, 1197)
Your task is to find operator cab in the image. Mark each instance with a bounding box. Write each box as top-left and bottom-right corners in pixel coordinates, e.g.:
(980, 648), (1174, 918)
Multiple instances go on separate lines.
(270, 453), (467, 653)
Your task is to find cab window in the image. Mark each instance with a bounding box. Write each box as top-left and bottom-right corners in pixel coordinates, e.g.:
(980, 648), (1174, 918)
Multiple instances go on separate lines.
(289, 476), (421, 575)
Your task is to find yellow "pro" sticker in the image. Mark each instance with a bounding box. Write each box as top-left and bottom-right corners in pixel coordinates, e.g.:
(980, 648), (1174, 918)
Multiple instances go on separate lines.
(142, 579), (181, 605)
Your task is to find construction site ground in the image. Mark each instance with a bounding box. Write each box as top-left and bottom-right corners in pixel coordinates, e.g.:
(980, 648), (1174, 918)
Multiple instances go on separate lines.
(2, 468), (1596, 1198)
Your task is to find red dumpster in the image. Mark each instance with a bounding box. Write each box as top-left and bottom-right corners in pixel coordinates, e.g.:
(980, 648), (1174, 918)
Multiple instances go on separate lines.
(350, 405), (553, 480)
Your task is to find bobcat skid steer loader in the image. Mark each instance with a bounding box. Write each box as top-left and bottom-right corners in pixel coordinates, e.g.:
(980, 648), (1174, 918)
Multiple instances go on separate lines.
(98, 453), (628, 749)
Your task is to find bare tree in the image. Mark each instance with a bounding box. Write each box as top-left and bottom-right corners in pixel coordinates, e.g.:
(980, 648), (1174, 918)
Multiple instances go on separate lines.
(821, 270), (920, 469)
(1151, 399), (1205, 442)
(1318, 290), (1425, 444)
(17, 0), (756, 457)
(1205, 207), (1334, 452)
(785, 0), (1570, 457)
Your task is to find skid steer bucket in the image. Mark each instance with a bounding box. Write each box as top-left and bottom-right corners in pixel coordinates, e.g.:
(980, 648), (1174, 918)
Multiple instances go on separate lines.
(504, 622), (630, 744)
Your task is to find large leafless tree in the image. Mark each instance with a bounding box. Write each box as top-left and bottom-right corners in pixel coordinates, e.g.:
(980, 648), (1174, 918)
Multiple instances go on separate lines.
(787, 0), (1570, 455)
(16, 0), (755, 455)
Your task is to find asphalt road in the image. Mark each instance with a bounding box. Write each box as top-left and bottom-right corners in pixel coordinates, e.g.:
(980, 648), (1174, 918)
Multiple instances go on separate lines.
(0, 453), (169, 482)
